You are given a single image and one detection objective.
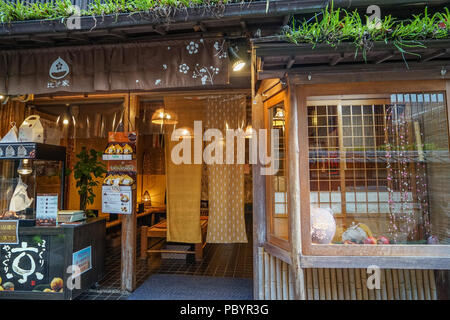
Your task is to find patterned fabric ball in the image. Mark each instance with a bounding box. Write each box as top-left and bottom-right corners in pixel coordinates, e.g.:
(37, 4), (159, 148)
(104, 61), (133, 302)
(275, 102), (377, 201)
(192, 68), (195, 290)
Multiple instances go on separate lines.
(310, 206), (336, 244)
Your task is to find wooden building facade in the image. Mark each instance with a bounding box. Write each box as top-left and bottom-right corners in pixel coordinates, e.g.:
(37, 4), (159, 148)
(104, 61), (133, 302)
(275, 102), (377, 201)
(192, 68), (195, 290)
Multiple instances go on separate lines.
(251, 38), (450, 300)
(0, 0), (449, 299)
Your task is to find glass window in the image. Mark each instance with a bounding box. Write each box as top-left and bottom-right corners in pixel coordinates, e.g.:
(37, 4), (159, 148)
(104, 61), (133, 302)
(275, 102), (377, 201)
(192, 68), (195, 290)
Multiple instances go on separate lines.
(34, 102), (124, 213)
(267, 102), (289, 243)
(308, 93), (449, 246)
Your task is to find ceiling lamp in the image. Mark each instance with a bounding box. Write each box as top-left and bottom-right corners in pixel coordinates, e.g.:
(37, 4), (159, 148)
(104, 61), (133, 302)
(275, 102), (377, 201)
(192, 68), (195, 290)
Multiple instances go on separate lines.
(229, 46), (246, 72)
(17, 159), (33, 175)
(56, 104), (72, 126)
(151, 108), (178, 125)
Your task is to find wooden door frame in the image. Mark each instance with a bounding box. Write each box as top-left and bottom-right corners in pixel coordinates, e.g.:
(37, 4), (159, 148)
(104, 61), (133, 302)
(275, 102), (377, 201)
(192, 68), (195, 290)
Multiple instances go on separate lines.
(263, 90), (290, 251)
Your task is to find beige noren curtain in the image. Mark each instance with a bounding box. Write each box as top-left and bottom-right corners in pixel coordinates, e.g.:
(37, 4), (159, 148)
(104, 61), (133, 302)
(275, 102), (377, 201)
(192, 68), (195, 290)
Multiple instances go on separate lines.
(206, 95), (248, 243)
(165, 97), (202, 243)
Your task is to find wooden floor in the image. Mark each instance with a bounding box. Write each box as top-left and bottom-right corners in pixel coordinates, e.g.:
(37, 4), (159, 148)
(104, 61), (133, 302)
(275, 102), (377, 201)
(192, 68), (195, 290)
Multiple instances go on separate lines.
(76, 213), (253, 300)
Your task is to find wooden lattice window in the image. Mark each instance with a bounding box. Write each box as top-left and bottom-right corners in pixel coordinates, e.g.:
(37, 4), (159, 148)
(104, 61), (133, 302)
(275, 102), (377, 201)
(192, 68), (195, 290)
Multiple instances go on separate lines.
(307, 93), (449, 247)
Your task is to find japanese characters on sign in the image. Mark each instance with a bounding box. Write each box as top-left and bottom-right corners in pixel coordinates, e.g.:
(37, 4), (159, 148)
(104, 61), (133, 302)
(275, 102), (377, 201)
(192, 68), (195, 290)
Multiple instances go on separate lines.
(0, 221), (19, 245)
(0, 236), (64, 293)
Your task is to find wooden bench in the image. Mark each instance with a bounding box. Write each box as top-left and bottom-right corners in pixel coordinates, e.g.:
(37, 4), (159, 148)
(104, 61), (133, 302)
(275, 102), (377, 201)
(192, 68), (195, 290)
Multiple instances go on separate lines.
(140, 216), (208, 262)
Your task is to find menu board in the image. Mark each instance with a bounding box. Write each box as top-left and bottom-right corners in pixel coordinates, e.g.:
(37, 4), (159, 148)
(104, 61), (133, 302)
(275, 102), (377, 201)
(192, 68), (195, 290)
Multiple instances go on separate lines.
(102, 132), (136, 214)
(36, 194), (58, 226)
(102, 186), (132, 214)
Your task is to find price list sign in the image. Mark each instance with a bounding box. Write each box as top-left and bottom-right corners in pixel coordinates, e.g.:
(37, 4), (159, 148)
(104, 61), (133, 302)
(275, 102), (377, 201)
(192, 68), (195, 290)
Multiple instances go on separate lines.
(36, 194), (58, 226)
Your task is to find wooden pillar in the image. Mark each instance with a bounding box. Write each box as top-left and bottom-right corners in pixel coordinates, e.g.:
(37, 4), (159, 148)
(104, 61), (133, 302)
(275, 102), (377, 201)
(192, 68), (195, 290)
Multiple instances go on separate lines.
(252, 45), (267, 300)
(121, 93), (138, 292)
(286, 77), (306, 300)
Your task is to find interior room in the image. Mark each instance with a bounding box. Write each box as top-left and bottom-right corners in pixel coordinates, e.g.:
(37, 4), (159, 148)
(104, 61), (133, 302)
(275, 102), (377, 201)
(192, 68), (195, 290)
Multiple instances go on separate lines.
(20, 92), (254, 299)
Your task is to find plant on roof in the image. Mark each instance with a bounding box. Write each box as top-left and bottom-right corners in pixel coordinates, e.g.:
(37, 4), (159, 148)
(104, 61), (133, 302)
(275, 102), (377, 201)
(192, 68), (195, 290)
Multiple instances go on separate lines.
(285, 3), (450, 64)
(0, 0), (252, 24)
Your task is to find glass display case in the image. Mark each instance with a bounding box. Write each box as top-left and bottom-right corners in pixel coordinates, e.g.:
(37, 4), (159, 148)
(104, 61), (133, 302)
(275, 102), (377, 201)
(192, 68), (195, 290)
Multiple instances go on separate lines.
(0, 142), (105, 299)
(0, 143), (66, 226)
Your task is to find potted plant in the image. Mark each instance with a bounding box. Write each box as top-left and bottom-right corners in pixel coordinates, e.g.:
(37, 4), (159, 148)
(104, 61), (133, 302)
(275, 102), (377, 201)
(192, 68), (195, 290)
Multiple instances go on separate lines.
(73, 147), (107, 217)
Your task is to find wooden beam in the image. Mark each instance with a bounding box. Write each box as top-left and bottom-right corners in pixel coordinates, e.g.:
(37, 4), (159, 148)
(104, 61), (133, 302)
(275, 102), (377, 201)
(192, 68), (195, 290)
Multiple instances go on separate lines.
(375, 51), (395, 64)
(28, 36), (55, 44)
(420, 48), (448, 62)
(108, 30), (127, 40)
(282, 15), (291, 26)
(252, 44), (267, 300)
(259, 60), (450, 82)
(300, 255), (450, 270)
(255, 40), (450, 57)
(329, 53), (344, 66)
(286, 76), (306, 300)
(263, 242), (292, 265)
(154, 25), (168, 35)
(121, 93), (137, 292)
(65, 33), (90, 42)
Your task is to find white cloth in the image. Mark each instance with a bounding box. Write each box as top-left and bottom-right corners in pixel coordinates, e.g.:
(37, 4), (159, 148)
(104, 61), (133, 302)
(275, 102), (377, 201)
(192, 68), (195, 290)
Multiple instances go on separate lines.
(9, 179), (33, 212)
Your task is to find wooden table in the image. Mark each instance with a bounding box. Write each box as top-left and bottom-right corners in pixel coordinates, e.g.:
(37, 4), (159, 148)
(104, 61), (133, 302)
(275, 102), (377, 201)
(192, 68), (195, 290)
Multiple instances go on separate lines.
(140, 216), (208, 262)
(105, 206), (166, 229)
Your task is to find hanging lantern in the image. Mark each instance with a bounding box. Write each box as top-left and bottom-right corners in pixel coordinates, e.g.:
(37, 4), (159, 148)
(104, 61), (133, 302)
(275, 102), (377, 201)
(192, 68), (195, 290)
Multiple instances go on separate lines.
(151, 108), (178, 125)
(142, 190), (151, 206)
(56, 104), (72, 126)
(17, 159), (33, 175)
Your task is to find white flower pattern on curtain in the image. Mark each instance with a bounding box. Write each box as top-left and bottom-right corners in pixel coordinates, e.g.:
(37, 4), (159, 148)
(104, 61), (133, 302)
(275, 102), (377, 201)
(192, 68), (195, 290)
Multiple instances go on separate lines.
(206, 95), (248, 244)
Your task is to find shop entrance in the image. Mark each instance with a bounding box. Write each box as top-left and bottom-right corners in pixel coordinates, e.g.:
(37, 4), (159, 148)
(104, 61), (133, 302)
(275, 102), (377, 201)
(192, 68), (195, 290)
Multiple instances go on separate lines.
(29, 91), (254, 299)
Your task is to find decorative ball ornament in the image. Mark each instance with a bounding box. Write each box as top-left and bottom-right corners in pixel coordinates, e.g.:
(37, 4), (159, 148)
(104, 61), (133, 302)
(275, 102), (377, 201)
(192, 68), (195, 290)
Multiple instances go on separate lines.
(310, 206), (336, 244)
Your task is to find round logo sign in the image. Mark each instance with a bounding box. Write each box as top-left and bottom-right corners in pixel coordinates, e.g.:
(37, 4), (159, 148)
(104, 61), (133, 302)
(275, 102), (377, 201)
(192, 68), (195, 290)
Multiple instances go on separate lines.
(49, 57), (70, 80)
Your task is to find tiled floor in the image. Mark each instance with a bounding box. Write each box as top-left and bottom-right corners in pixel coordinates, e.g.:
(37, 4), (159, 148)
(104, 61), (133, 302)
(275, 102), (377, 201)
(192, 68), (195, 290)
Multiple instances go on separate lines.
(76, 214), (253, 300)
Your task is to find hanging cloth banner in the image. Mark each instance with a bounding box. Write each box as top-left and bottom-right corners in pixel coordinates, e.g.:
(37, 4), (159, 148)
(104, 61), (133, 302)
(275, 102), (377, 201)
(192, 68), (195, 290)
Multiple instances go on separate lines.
(0, 39), (229, 95)
(205, 95), (248, 244)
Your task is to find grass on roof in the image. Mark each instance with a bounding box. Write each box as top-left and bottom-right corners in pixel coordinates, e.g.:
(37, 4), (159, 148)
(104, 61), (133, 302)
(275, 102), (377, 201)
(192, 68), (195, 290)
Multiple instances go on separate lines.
(285, 4), (450, 62)
(0, 0), (252, 23)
